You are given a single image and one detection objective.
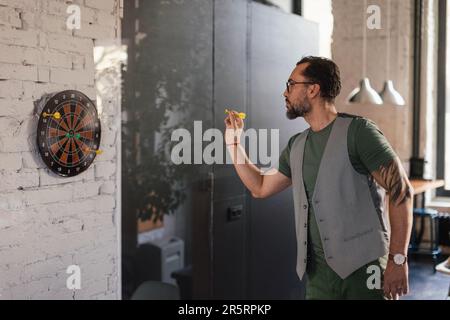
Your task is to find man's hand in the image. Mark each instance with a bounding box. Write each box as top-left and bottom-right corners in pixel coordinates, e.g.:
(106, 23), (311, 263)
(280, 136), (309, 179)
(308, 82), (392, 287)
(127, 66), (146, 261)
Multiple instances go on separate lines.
(383, 260), (409, 300)
(223, 109), (291, 198)
(224, 109), (244, 145)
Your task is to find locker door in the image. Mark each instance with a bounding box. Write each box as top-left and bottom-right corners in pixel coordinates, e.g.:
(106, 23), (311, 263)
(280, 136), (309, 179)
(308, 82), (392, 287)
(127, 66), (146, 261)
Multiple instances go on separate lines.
(246, 2), (318, 299)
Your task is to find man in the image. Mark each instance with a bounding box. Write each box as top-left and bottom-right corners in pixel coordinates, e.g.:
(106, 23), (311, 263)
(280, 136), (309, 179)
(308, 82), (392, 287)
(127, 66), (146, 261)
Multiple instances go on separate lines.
(224, 56), (413, 300)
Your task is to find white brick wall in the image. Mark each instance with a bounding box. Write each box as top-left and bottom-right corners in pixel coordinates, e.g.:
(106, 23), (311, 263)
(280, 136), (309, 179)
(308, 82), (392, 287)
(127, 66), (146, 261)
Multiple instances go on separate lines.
(0, 152), (22, 170)
(0, 6), (22, 29)
(0, 0), (120, 300)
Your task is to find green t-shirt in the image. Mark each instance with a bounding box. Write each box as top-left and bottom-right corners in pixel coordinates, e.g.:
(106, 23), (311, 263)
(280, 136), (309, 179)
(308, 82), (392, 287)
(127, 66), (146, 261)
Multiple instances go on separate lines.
(278, 113), (396, 268)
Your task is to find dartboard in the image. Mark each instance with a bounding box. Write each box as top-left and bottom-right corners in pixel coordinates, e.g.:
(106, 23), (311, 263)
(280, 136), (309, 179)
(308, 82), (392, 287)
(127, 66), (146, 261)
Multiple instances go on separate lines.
(37, 90), (101, 177)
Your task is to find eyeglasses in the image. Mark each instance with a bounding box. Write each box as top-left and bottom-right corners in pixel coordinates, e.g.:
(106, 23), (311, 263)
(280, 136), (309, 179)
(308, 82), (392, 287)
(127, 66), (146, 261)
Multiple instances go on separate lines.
(286, 80), (316, 93)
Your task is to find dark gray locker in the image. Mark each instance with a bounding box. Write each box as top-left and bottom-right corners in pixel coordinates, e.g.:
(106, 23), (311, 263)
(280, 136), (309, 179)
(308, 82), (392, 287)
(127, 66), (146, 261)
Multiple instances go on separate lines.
(246, 2), (318, 299)
(122, 0), (318, 299)
(212, 0), (249, 299)
(211, 1), (318, 299)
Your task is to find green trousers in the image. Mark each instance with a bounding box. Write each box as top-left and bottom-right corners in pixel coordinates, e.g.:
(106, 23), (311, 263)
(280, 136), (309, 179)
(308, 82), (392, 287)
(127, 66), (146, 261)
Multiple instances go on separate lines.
(305, 255), (388, 300)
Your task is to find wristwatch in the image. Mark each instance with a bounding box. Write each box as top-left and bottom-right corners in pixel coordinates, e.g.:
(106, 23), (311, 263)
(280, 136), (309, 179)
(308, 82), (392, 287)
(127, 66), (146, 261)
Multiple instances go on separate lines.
(389, 253), (408, 266)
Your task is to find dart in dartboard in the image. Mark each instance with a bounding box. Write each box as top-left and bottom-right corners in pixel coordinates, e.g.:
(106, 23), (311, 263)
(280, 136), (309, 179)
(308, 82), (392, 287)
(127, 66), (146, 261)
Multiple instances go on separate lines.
(37, 90), (102, 177)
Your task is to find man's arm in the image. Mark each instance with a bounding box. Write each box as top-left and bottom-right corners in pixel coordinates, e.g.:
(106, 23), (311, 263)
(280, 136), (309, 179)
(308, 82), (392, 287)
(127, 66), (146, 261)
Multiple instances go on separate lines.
(224, 110), (292, 199)
(371, 156), (414, 299)
(371, 156), (413, 255)
(227, 144), (292, 198)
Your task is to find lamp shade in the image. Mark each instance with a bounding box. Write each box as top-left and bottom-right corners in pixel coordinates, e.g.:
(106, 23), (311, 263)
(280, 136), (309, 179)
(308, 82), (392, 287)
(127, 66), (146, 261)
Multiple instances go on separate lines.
(379, 80), (405, 106)
(347, 78), (383, 104)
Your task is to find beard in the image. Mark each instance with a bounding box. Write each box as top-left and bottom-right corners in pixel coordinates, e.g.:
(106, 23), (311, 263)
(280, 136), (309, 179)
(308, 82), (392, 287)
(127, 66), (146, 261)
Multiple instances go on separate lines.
(285, 98), (312, 119)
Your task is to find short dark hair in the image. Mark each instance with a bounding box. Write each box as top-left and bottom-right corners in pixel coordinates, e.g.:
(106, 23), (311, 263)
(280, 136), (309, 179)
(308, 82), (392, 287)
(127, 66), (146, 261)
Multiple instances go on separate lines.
(296, 56), (341, 102)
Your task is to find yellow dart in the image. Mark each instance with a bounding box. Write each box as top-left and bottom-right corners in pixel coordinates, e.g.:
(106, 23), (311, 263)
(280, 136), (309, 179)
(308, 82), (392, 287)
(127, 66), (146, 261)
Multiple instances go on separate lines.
(43, 111), (61, 119)
(84, 147), (103, 155)
(225, 108), (246, 119)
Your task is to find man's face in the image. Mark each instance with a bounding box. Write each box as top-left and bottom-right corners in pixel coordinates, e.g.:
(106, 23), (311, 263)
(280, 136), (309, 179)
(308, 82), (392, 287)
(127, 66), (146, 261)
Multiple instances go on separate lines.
(283, 63), (313, 120)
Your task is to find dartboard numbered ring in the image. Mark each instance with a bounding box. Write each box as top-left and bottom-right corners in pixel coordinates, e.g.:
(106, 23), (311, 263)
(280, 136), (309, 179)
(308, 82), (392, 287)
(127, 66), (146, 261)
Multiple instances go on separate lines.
(37, 90), (101, 177)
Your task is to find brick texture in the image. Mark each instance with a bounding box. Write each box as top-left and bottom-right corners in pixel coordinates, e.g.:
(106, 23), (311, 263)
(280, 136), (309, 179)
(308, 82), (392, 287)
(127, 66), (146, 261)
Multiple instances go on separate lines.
(0, 0), (120, 300)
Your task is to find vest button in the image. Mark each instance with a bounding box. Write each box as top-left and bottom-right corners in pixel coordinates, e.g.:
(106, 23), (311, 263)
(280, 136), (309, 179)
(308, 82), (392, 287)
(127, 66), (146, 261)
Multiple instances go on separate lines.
(303, 204), (308, 209)
(304, 223), (307, 228)
(304, 241), (307, 245)
(324, 237), (329, 241)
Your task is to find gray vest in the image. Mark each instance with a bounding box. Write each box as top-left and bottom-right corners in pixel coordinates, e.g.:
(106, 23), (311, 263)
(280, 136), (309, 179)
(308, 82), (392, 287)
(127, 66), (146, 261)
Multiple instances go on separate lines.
(290, 117), (389, 280)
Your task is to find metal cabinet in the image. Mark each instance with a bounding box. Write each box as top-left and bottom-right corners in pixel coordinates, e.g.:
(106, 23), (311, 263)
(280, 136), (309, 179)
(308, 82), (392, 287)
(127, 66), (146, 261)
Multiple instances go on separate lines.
(122, 0), (318, 299)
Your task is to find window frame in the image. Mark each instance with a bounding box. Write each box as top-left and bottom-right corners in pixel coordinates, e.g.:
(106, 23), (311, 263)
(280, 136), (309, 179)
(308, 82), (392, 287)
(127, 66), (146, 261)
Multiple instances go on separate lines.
(292, 0), (302, 15)
(436, 0), (450, 196)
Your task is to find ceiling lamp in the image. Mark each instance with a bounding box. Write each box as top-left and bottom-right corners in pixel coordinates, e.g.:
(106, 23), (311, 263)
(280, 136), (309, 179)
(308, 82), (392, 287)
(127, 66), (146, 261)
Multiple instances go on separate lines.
(347, 0), (383, 105)
(379, 0), (406, 105)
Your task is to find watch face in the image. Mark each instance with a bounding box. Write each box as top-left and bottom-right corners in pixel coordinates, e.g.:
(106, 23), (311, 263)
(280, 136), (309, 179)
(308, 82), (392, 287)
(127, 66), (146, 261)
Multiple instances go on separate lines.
(394, 254), (405, 265)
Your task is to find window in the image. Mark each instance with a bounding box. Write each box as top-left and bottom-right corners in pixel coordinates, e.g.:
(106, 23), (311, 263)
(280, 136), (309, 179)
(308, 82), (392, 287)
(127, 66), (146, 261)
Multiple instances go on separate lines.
(437, 0), (450, 196)
(252, 0), (302, 15)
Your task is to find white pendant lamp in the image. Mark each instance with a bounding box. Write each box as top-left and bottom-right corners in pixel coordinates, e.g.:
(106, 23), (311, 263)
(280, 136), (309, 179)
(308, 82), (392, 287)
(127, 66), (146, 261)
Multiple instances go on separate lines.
(380, 80), (405, 105)
(348, 78), (383, 104)
(379, 0), (405, 105)
(347, 0), (383, 105)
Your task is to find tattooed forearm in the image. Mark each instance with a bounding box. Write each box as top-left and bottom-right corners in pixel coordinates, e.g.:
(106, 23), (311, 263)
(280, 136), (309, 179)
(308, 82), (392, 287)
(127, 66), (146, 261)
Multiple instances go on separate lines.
(373, 157), (413, 206)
